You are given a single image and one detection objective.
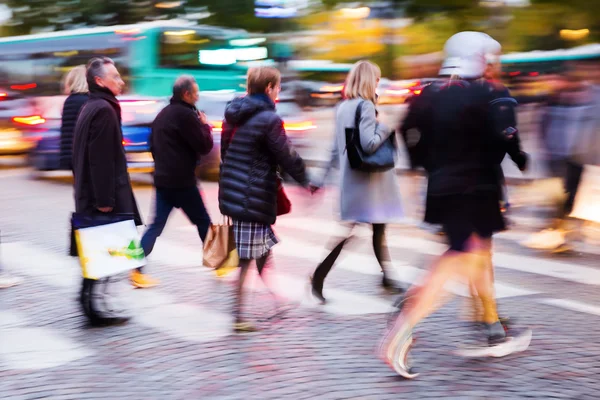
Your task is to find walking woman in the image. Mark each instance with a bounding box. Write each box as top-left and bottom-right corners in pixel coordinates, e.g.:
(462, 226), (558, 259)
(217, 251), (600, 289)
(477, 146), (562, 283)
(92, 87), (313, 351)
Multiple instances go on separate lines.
(310, 60), (405, 303)
(219, 66), (313, 332)
(60, 65), (88, 171)
(382, 32), (532, 379)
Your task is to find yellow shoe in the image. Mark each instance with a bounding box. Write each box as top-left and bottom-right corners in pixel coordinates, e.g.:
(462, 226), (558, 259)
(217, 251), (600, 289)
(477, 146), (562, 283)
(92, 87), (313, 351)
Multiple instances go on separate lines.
(215, 264), (237, 278)
(130, 270), (160, 289)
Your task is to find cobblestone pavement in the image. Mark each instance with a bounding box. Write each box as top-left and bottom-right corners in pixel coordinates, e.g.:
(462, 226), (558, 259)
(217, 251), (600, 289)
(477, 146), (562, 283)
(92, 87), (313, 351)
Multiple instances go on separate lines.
(1, 169), (600, 400)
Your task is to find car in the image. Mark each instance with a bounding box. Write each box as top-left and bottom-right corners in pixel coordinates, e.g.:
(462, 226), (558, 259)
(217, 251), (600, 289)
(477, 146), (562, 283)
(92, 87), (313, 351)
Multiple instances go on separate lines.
(0, 88), (40, 156)
(281, 80), (344, 108)
(29, 96), (167, 173)
(195, 91), (317, 179)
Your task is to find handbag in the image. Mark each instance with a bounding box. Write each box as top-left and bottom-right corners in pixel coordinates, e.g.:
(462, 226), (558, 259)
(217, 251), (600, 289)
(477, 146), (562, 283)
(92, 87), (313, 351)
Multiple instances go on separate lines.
(203, 217), (239, 270)
(345, 100), (396, 172)
(276, 176), (291, 216)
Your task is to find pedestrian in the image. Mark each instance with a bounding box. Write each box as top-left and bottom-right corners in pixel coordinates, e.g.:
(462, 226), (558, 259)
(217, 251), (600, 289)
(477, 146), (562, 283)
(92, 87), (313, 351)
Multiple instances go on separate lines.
(459, 34), (528, 330)
(72, 57), (143, 326)
(60, 65), (88, 171)
(310, 60), (405, 304)
(137, 75), (214, 288)
(382, 32), (532, 379)
(523, 64), (600, 252)
(219, 66), (315, 332)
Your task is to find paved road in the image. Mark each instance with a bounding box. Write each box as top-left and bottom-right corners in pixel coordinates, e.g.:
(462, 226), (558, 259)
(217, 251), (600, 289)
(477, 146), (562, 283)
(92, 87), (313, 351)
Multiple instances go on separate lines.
(1, 169), (600, 399)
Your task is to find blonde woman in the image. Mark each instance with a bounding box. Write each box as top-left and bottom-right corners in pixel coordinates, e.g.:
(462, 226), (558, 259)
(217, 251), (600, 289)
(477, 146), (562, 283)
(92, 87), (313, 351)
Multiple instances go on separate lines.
(60, 65), (88, 170)
(310, 60), (405, 303)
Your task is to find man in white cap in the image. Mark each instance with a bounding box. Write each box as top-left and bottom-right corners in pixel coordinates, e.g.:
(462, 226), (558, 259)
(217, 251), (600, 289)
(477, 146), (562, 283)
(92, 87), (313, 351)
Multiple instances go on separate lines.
(383, 31), (531, 379)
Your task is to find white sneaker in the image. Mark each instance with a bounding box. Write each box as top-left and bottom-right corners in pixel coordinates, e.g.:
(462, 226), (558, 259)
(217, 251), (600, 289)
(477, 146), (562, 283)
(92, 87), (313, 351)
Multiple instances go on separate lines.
(455, 329), (532, 358)
(0, 274), (23, 289)
(521, 229), (566, 250)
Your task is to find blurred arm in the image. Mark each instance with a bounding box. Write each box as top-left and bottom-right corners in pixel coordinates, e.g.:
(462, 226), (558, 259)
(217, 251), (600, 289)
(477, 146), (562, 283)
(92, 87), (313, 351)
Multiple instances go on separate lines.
(358, 101), (393, 154)
(264, 115), (310, 187)
(87, 107), (117, 209)
(180, 111), (213, 156)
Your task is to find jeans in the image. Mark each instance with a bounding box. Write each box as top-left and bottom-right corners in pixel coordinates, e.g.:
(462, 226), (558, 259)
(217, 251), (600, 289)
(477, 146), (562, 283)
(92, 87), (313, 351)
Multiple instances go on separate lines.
(140, 186), (211, 267)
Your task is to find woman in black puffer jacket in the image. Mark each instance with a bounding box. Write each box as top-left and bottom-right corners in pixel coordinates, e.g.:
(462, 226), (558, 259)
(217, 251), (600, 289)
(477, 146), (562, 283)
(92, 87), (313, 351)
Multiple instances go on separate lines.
(60, 65), (88, 170)
(219, 66), (314, 332)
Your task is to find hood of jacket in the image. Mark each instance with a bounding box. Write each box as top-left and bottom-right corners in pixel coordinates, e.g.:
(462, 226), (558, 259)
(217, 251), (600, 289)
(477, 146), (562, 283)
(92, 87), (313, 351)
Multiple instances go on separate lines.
(224, 94), (275, 127)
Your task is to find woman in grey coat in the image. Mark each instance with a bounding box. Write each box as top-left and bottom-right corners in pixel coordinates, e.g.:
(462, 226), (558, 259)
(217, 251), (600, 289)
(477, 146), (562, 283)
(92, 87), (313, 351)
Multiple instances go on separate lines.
(310, 60), (405, 303)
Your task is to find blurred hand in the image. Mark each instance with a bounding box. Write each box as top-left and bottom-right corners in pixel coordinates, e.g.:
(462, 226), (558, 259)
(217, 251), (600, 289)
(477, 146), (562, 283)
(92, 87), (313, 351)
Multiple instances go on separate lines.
(97, 207), (113, 213)
(198, 111), (207, 124)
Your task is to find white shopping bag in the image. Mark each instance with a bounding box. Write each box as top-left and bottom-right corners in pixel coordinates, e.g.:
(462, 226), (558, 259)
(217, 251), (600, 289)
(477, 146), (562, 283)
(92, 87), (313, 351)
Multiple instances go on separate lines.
(75, 219), (146, 280)
(570, 165), (600, 224)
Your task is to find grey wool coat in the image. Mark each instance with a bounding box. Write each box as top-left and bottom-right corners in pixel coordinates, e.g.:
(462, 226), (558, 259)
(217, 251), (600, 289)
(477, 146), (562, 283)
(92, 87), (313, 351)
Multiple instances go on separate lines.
(325, 98), (403, 223)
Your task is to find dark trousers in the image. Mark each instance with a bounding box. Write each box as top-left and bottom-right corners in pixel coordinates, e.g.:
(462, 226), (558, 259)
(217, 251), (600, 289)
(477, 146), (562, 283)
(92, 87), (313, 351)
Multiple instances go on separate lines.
(312, 223), (390, 291)
(140, 186), (211, 266)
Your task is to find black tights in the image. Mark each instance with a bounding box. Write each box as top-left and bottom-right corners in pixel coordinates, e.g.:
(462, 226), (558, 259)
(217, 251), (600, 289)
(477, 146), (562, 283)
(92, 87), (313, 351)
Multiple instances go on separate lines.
(312, 224), (391, 291)
(234, 251), (271, 323)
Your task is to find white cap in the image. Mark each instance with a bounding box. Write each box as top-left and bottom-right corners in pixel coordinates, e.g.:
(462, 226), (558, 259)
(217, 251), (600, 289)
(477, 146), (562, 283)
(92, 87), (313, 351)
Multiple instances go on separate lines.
(439, 31), (500, 78)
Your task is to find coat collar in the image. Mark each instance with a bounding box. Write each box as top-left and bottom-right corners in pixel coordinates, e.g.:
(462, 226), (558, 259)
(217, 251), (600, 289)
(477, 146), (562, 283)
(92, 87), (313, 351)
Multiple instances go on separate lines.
(169, 97), (197, 111)
(89, 86), (121, 117)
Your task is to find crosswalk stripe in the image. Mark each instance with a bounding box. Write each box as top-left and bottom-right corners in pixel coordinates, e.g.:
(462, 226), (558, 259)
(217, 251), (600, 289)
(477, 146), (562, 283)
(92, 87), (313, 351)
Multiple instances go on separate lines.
(270, 217), (600, 285)
(539, 298), (600, 317)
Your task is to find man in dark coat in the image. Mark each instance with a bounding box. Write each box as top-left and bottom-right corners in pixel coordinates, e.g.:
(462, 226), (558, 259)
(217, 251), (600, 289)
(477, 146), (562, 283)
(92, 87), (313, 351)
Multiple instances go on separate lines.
(72, 57), (141, 326)
(137, 75), (214, 288)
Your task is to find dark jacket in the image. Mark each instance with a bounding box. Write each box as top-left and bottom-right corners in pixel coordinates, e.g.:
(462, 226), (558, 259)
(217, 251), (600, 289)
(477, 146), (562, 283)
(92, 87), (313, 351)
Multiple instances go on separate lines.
(72, 85), (142, 225)
(219, 94), (309, 225)
(150, 98), (213, 188)
(401, 79), (527, 197)
(60, 92), (88, 170)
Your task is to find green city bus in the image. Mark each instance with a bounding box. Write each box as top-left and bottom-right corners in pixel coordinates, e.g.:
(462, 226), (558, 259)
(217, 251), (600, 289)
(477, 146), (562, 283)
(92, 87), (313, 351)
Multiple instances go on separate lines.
(0, 20), (272, 97)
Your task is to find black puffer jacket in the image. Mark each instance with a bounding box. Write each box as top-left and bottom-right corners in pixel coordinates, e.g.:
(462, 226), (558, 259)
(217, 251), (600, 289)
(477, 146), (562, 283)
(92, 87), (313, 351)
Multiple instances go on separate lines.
(219, 94), (309, 225)
(60, 93), (88, 170)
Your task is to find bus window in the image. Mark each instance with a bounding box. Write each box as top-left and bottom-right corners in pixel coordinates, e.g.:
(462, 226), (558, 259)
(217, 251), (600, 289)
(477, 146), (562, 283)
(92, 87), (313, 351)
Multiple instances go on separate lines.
(158, 30), (268, 69)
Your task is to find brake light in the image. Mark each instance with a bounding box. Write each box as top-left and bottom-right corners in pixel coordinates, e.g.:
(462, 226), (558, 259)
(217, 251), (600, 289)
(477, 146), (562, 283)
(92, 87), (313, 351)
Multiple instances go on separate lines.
(509, 71), (521, 77)
(284, 121), (316, 131)
(412, 90), (422, 95)
(0, 92), (7, 98)
(10, 83), (37, 91)
(529, 72), (539, 77)
(210, 120), (223, 132)
(12, 115), (46, 126)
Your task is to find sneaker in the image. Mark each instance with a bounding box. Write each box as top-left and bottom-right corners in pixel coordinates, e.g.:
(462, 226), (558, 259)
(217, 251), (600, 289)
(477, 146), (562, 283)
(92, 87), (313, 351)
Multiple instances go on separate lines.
(521, 229), (566, 251)
(130, 270), (159, 289)
(380, 323), (419, 379)
(0, 274), (23, 289)
(456, 328), (532, 358)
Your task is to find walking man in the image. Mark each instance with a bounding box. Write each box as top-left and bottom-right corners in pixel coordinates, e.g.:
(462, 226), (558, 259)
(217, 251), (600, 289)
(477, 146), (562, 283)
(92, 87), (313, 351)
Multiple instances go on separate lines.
(72, 57), (143, 325)
(136, 75), (213, 287)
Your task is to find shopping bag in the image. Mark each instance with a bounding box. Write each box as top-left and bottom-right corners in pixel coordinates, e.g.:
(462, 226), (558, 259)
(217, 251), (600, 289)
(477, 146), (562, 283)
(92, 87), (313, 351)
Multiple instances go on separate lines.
(72, 213), (146, 280)
(203, 218), (238, 270)
(570, 165), (600, 223)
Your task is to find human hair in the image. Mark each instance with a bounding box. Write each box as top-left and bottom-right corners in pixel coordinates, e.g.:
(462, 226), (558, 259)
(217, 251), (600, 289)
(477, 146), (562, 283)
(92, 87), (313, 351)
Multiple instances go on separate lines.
(86, 57), (115, 87)
(344, 60), (381, 103)
(63, 65), (88, 95)
(172, 75), (197, 100)
(246, 66), (281, 95)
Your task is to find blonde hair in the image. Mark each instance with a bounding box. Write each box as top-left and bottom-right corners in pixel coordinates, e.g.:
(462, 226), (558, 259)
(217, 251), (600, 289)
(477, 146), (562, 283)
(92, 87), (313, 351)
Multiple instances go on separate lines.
(63, 65), (88, 95)
(344, 60), (381, 103)
(247, 66), (281, 95)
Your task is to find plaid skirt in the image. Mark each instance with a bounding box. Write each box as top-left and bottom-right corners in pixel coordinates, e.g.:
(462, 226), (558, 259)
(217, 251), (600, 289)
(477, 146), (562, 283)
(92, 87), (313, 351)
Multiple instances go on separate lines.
(232, 220), (279, 260)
